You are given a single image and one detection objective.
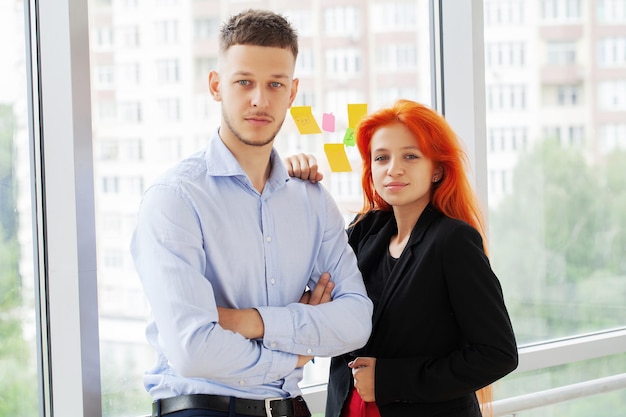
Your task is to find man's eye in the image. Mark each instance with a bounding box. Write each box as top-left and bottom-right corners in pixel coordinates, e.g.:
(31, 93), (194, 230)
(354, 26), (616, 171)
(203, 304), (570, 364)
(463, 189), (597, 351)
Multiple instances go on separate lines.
(237, 80), (250, 86)
(270, 82), (283, 88)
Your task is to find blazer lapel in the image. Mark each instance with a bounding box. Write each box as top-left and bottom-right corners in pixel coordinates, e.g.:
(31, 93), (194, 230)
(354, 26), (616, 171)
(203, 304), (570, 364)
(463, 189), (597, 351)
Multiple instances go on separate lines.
(369, 206), (441, 328)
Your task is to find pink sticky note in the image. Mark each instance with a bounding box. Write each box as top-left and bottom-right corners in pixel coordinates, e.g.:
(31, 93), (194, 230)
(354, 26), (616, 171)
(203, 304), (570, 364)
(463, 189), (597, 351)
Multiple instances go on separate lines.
(322, 113), (335, 132)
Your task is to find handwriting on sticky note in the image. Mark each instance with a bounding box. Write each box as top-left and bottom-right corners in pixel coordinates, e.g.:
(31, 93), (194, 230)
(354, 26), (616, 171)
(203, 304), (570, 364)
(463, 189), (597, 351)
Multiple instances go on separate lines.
(347, 104), (368, 128)
(290, 106), (322, 135)
(322, 113), (335, 132)
(324, 143), (352, 172)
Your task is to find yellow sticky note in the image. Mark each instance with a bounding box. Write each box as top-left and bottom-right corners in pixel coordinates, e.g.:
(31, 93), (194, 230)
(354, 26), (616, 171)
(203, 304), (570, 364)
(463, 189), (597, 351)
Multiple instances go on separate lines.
(290, 106), (322, 135)
(324, 143), (352, 172)
(347, 104), (368, 128)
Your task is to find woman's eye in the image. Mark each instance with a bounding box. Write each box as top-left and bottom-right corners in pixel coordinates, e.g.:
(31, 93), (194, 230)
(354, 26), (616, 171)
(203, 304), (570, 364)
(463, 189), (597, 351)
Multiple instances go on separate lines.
(237, 80), (250, 86)
(374, 155), (388, 162)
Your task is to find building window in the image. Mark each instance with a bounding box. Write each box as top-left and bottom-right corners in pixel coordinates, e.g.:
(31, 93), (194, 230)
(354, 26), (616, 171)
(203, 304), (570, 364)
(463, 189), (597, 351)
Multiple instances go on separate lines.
(547, 41), (577, 65)
(541, 0), (582, 22)
(598, 80), (626, 110)
(93, 26), (113, 49)
(376, 44), (417, 72)
(597, 0), (626, 23)
(487, 84), (527, 111)
(156, 59), (180, 83)
(155, 20), (179, 44)
(117, 62), (141, 85)
(324, 6), (360, 37)
(295, 48), (315, 76)
(557, 84), (579, 106)
(325, 48), (362, 79)
(118, 101), (142, 123)
(485, 42), (526, 68)
(157, 98), (181, 121)
(123, 139), (143, 162)
(95, 65), (115, 89)
(117, 25), (140, 48)
(97, 139), (119, 161)
(599, 123), (626, 152)
(284, 9), (314, 36)
(194, 18), (220, 40)
(598, 37), (626, 67)
(371, 2), (417, 31)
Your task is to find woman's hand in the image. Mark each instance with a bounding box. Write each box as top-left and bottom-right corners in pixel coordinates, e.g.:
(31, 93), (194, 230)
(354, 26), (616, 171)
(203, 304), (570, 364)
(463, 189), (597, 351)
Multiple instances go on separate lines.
(349, 357), (377, 402)
(299, 272), (334, 305)
(284, 153), (324, 183)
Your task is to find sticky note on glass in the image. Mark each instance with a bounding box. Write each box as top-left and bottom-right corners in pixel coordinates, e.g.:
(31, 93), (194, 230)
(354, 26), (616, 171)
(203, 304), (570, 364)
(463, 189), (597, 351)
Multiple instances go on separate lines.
(343, 128), (355, 147)
(348, 104), (368, 128)
(290, 106), (322, 135)
(324, 143), (352, 172)
(322, 113), (335, 132)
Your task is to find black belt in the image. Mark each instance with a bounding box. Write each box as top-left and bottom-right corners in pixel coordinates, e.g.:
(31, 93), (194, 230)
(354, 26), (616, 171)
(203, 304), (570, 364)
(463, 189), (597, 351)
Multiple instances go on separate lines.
(152, 394), (311, 417)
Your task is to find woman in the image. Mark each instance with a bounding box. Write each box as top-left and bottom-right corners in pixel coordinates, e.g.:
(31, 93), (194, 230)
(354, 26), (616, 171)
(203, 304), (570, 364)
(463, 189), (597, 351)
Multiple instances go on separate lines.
(286, 99), (518, 417)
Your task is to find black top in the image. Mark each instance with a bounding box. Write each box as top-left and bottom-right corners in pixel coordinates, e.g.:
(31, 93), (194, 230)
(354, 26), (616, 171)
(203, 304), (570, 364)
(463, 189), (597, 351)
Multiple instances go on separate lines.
(326, 205), (518, 417)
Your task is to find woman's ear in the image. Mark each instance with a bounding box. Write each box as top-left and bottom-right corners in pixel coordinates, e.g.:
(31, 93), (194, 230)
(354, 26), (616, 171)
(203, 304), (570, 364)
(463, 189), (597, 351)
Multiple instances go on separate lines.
(432, 166), (443, 183)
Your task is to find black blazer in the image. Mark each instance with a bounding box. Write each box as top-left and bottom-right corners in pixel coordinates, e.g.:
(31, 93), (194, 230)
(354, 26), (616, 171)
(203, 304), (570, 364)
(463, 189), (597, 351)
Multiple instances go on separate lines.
(326, 206), (518, 417)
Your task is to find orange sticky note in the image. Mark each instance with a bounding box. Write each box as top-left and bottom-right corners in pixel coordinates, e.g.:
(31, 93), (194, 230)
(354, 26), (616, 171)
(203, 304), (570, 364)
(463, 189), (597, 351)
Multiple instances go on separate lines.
(324, 143), (352, 172)
(290, 106), (322, 135)
(347, 104), (368, 128)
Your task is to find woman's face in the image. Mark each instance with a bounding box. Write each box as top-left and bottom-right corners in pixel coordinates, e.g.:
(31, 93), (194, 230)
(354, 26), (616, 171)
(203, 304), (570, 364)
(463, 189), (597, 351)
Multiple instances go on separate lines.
(370, 122), (440, 212)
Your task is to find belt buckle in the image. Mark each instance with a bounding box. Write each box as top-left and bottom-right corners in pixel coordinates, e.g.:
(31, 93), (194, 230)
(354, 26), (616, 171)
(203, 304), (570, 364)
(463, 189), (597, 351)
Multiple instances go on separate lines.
(264, 397), (284, 417)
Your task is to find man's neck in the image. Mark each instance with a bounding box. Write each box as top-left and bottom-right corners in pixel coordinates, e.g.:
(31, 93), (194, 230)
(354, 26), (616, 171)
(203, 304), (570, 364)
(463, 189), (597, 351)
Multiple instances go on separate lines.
(218, 129), (273, 193)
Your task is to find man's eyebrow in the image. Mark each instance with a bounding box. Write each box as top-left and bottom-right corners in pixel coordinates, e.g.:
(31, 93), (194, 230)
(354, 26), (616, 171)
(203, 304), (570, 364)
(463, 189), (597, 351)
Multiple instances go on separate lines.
(232, 70), (291, 79)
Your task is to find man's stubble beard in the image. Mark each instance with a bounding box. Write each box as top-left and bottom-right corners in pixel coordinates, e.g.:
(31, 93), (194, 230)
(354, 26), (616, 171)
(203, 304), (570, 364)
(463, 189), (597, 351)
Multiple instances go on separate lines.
(222, 108), (286, 147)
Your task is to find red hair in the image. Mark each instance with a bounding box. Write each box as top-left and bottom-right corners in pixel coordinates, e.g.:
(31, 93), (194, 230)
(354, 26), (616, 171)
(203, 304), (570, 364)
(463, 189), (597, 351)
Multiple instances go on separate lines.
(355, 99), (493, 413)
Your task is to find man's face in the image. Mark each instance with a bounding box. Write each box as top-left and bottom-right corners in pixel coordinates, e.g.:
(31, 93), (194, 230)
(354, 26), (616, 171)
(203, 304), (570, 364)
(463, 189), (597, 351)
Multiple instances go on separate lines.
(209, 44), (299, 148)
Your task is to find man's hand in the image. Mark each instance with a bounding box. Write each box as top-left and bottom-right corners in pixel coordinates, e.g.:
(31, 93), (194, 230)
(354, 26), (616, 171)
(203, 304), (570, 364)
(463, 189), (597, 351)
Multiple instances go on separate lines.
(217, 307), (264, 340)
(349, 357), (377, 402)
(299, 273), (334, 305)
(284, 153), (324, 183)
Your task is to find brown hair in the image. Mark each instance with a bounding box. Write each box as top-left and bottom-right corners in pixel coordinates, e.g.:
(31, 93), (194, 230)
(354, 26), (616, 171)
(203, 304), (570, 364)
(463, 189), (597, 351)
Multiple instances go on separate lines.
(219, 9), (299, 59)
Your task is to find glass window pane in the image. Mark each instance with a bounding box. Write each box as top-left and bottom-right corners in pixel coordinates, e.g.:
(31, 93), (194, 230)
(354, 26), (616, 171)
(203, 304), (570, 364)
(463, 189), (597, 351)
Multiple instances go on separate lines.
(89, 1), (432, 415)
(484, 0), (626, 343)
(494, 353), (626, 416)
(0, 1), (41, 416)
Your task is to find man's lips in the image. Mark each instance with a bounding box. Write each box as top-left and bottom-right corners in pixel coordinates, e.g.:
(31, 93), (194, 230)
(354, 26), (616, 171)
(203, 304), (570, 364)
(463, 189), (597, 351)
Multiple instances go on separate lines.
(245, 115), (273, 126)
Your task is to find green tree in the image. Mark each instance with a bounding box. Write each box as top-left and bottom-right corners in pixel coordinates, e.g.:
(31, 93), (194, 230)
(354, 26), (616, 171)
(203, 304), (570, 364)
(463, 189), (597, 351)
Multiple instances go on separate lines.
(489, 139), (623, 342)
(0, 104), (38, 417)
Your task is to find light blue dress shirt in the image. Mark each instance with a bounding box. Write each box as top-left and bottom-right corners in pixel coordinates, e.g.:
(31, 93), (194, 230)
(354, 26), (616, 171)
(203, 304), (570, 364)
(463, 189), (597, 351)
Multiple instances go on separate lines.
(131, 129), (373, 401)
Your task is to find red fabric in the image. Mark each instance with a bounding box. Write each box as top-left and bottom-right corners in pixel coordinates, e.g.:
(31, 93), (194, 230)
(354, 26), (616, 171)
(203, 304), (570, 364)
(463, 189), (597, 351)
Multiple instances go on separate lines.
(340, 387), (381, 417)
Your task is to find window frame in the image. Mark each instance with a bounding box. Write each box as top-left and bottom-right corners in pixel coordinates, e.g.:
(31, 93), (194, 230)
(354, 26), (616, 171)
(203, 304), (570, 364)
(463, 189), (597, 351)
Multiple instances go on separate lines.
(26, 0), (626, 416)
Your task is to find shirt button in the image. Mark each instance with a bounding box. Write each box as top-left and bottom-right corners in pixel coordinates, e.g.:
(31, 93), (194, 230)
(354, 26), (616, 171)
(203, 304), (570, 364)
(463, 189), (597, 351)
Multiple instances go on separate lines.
(270, 278), (276, 285)
(266, 236), (272, 242)
(271, 342), (277, 348)
(307, 349), (313, 354)
(239, 380), (245, 385)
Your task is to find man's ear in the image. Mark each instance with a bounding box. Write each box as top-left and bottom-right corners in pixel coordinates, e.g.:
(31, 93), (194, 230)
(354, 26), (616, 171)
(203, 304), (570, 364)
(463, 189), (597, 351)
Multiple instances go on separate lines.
(208, 70), (221, 101)
(288, 78), (299, 106)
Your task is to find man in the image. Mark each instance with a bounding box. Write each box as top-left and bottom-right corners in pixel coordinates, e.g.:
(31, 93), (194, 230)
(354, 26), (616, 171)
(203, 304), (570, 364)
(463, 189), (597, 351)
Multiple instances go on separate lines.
(131, 9), (373, 417)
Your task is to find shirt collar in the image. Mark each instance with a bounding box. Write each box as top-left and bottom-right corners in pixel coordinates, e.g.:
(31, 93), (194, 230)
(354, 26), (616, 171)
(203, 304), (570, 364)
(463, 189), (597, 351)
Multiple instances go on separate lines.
(205, 128), (291, 192)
